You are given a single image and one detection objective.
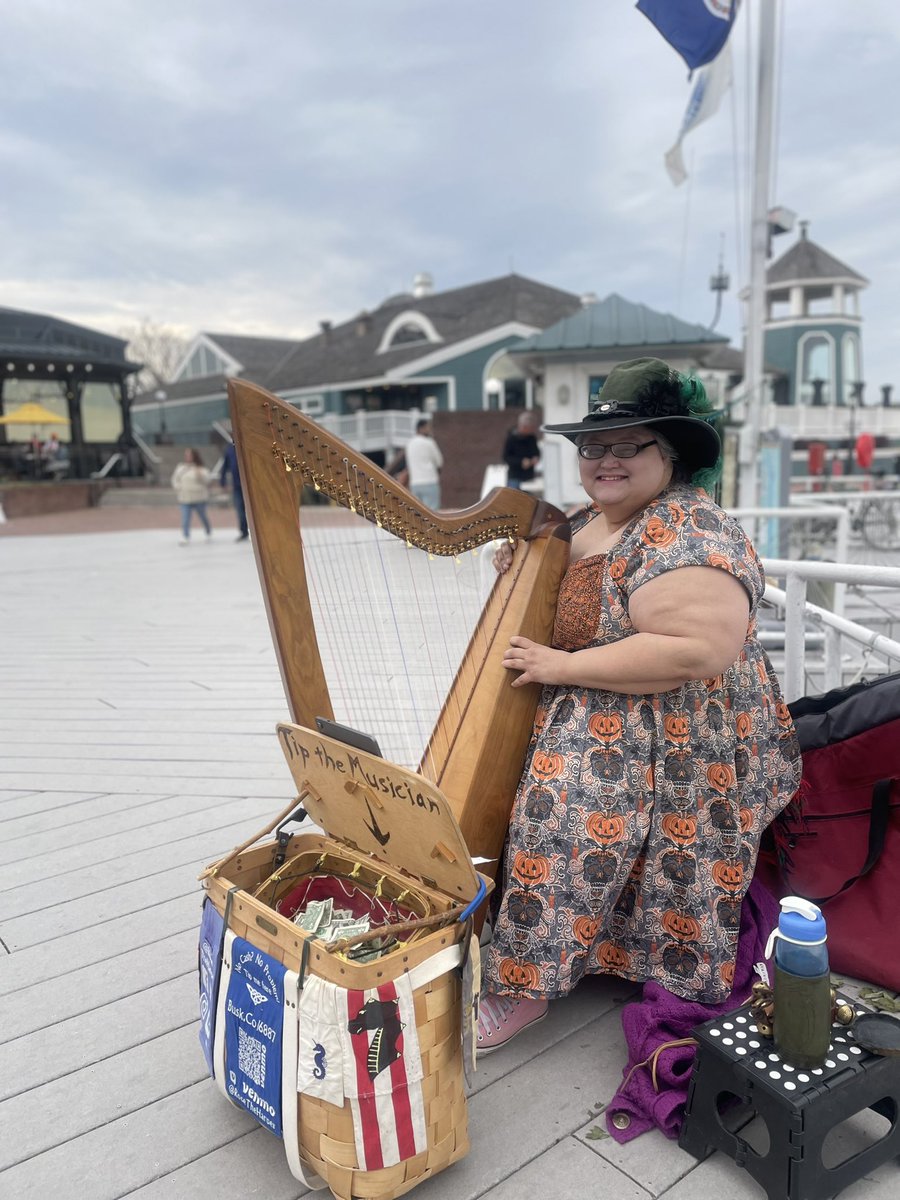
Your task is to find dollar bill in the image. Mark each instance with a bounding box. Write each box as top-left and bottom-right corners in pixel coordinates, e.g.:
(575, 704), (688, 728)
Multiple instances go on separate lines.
(324, 916), (370, 943)
(293, 897), (333, 933)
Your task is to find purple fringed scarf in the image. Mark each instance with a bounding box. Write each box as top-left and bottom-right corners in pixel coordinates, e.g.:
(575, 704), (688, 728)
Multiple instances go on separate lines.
(605, 874), (780, 1142)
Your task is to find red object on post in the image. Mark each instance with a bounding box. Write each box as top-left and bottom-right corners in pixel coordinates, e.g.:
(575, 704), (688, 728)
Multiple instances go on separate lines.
(855, 433), (875, 471)
(808, 442), (826, 476)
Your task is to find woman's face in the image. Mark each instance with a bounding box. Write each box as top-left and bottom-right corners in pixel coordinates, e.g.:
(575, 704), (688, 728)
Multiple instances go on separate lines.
(577, 424), (674, 516)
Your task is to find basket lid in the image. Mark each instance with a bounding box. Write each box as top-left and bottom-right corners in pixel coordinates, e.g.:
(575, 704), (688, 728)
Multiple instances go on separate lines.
(276, 722), (482, 904)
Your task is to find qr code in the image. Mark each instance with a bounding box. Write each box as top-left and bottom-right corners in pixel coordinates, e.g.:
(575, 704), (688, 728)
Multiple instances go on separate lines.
(238, 1026), (267, 1087)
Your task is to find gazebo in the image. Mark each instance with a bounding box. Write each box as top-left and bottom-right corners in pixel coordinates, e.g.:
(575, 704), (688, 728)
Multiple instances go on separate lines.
(0, 306), (142, 479)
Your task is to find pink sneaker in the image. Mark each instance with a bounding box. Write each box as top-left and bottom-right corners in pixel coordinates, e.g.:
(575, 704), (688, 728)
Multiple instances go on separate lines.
(476, 995), (548, 1054)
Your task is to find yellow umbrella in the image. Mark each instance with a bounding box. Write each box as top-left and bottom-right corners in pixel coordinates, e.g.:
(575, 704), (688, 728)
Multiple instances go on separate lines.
(0, 401), (71, 426)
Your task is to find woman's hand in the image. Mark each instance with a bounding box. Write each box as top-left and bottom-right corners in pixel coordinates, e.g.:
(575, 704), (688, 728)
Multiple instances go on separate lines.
(503, 636), (566, 688)
(492, 540), (515, 574)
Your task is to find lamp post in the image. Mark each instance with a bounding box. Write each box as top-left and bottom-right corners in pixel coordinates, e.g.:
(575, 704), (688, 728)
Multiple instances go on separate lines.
(485, 378), (502, 411)
(154, 389), (170, 445)
(845, 381), (864, 476)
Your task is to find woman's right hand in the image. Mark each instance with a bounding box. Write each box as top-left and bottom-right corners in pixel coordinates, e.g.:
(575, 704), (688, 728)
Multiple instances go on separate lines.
(492, 540), (514, 574)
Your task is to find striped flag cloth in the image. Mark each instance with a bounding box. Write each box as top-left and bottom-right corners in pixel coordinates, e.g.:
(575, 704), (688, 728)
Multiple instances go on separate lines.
(338, 976), (427, 1170)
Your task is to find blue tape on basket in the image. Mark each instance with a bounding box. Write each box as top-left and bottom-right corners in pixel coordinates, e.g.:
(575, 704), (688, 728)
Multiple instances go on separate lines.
(458, 877), (487, 922)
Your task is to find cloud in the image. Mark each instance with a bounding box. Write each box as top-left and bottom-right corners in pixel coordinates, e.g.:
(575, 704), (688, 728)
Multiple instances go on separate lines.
(0, 0), (897, 388)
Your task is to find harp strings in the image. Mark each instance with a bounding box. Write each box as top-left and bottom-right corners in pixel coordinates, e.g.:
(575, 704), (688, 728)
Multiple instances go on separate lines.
(263, 401), (522, 769)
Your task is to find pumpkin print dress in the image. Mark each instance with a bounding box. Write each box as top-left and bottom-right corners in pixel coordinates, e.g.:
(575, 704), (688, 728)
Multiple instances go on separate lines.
(482, 483), (802, 1003)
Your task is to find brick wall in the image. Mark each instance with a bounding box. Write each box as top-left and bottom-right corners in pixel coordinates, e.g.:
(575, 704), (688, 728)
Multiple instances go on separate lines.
(433, 410), (540, 508)
(0, 481), (106, 518)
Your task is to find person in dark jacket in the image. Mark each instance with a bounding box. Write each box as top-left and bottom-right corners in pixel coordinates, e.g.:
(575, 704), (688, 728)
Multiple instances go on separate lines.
(502, 411), (541, 488)
(220, 442), (249, 541)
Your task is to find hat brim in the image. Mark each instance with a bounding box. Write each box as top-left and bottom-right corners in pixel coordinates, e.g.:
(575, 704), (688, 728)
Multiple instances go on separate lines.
(543, 413), (721, 471)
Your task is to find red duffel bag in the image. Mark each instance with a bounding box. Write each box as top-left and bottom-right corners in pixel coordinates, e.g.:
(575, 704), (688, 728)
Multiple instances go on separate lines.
(777, 671), (900, 994)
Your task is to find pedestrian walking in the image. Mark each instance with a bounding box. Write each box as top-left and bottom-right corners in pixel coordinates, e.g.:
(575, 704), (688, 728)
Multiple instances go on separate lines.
(405, 418), (443, 508)
(220, 441), (249, 541)
(172, 448), (212, 544)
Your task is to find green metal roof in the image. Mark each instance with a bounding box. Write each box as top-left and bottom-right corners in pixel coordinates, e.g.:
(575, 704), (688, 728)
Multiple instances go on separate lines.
(509, 293), (728, 353)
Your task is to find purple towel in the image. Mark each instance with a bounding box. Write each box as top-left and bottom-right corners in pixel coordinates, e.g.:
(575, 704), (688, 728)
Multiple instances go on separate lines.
(605, 875), (780, 1143)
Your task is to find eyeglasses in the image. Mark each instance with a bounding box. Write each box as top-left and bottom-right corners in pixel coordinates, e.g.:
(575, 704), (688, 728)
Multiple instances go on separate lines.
(577, 440), (658, 461)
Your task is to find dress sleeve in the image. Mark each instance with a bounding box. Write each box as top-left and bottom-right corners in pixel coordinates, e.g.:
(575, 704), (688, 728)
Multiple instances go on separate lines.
(617, 491), (765, 612)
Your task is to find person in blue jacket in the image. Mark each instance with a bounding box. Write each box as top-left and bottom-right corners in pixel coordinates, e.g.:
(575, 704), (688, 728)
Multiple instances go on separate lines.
(220, 441), (249, 541)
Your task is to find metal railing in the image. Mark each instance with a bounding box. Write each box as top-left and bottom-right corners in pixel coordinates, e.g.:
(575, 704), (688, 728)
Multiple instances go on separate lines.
(729, 506), (850, 615)
(761, 558), (900, 701)
(131, 427), (163, 480)
(789, 488), (899, 506)
(318, 410), (420, 457)
(90, 452), (124, 480)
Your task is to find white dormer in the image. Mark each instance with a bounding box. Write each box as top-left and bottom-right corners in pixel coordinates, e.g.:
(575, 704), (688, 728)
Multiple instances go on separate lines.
(376, 310), (443, 355)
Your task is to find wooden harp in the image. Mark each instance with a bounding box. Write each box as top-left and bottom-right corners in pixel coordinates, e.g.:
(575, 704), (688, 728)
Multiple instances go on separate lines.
(229, 379), (570, 872)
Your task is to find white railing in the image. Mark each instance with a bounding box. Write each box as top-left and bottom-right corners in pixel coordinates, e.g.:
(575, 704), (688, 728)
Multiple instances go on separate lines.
(790, 489), (898, 506)
(131, 426), (162, 469)
(761, 558), (900, 701)
(318, 410), (421, 457)
(90, 453), (123, 480)
(791, 474), (899, 492)
(758, 404), (900, 439)
(730, 506), (850, 615)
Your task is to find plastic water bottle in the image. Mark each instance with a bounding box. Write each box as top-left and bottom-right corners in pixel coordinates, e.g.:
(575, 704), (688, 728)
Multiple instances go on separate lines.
(765, 896), (831, 1068)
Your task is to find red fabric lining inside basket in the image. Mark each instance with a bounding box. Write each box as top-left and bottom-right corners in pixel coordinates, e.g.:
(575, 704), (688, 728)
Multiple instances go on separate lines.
(275, 874), (421, 928)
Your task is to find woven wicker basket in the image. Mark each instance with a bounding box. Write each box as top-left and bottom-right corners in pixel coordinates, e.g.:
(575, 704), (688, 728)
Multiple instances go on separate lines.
(200, 723), (487, 1199)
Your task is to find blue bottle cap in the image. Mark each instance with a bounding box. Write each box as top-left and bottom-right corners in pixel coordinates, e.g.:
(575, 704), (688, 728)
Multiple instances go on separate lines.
(779, 896), (827, 944)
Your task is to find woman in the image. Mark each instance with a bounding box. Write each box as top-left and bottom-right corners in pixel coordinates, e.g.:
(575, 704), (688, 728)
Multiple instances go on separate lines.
(478, 357), (801, 1051)
(171, 448), (212, 544)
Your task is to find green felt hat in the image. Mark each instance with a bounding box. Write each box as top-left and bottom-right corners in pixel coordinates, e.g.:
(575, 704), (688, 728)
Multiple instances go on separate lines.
(543, 357), (722, 472)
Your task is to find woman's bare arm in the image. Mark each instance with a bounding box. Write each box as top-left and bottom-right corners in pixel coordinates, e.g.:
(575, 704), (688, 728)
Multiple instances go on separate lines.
(503, 567), (750, 693)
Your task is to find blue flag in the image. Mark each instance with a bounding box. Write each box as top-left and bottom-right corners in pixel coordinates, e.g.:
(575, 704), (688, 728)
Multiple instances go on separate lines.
(223, 937), (287, 1137)
(198, 899), (225, 1077)
(637, 0), (739, 71)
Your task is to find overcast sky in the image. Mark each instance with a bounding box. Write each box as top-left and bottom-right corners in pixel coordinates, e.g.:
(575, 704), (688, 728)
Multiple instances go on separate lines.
(2, 1), (898, 392)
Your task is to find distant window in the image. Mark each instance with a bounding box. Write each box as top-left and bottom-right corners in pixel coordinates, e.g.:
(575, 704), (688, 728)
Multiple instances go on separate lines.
(1, 379), (70, 442)
(390, 323), (430, 346)
(588, 376), (608, 406)
(798, 334), (833, 405)
(82, 382), (123, 441)
(376, 311), (442, 354)
(179, 343), (229, 380)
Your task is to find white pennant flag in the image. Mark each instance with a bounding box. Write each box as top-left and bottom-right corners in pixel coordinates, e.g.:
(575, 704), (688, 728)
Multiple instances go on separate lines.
(665, 43), (733, 186)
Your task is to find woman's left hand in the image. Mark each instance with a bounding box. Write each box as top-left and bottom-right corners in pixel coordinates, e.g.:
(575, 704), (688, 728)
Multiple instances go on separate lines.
(503, 636), (565, 688)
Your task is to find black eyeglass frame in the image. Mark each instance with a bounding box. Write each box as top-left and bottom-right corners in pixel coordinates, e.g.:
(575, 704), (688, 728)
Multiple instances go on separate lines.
(577, 439), (659, 461)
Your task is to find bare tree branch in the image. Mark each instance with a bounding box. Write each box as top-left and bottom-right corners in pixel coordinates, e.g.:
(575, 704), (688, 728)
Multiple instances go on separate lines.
(122, 318), (190, 393)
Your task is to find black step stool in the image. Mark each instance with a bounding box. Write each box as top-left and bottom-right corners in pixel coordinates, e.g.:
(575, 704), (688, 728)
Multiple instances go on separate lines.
(679, 997), (900, 1200)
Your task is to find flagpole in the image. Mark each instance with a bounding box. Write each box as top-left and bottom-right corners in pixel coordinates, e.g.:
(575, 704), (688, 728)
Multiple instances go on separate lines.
(738, 0), (777, 509)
